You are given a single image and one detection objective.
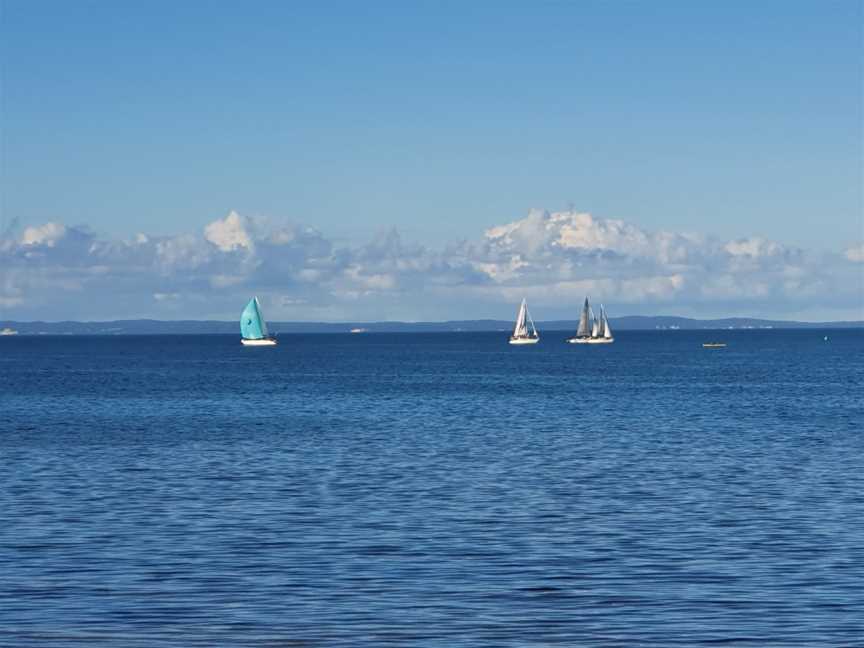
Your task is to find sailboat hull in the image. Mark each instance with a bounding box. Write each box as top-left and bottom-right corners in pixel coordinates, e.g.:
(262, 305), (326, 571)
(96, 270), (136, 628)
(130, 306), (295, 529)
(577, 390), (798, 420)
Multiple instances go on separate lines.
(509, 336), (540, 345)
(241, 338), (278, 346)
(567, 337), (614, 344)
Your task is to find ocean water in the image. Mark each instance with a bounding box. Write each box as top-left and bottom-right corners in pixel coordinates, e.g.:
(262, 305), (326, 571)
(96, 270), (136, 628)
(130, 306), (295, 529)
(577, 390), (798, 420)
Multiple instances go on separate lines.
(1, 330), (862, 647)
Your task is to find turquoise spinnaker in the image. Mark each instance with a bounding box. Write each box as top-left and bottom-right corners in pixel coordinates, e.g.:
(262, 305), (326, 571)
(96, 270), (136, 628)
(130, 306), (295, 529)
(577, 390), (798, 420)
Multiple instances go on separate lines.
(240, 297), (269, 340)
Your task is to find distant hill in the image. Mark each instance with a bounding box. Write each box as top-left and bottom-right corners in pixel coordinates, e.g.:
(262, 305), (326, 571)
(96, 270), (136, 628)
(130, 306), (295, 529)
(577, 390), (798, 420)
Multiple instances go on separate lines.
(601, 316), (864, 331)
(1, 316), (861, 335)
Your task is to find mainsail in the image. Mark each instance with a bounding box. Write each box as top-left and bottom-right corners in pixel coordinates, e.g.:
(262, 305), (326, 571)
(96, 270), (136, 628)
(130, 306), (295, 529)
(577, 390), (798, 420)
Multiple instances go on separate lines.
(513, 299), (528, 338)
(240, 297), (269, 340)
(576, 297), (591, 337)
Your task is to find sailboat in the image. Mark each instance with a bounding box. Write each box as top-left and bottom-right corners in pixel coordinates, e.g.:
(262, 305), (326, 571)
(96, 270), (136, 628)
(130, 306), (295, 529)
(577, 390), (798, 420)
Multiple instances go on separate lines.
(567, 297), (614, 344)
(597, 304), (614, 343)
(240, 296), (277, 346)
(509, 298), (540, 345)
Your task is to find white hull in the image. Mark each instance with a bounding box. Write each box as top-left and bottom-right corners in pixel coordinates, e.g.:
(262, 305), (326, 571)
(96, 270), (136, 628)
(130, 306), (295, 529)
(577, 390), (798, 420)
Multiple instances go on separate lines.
(241, 338), (277, 346)
(567, 337), (614, 344)
(509, 336), (540, 345)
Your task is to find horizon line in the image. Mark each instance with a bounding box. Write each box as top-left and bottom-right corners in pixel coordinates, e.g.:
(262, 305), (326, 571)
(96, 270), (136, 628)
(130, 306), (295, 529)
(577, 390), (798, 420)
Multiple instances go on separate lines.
(3, 315), (863, 326)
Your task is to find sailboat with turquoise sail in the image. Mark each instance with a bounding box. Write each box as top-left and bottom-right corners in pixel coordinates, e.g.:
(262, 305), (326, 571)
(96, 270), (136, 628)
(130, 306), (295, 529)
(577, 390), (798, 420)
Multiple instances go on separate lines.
(240, 297), (277, 346)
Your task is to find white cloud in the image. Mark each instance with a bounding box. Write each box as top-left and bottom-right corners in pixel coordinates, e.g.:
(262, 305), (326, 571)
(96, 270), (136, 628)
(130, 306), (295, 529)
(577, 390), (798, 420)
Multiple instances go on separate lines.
(477, 210), (711, 286)
(0, 208), (859, 321)
(700, 274), (769, 299)
(155, 234), (211, 273)
(845, 243), (864, 263)
(204, 210), (253, 252)
(210, 274), (246, 288)
(724, 237), (782, 258)
(343, 265), (397, 291)
(21, 222), (66, 247)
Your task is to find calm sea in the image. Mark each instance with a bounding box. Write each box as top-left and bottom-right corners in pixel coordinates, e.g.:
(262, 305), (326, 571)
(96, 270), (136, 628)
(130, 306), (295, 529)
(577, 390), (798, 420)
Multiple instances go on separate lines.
(1, 330), (862, 646)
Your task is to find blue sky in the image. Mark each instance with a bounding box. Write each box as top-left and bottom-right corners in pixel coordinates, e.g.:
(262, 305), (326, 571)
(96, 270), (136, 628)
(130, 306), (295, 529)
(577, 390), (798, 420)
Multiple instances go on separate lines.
(1, 1), (862, 321)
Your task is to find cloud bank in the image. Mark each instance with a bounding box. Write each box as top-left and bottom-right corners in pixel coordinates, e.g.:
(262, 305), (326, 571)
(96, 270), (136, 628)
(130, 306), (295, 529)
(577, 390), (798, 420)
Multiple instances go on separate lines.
(1, 209), (861, 321)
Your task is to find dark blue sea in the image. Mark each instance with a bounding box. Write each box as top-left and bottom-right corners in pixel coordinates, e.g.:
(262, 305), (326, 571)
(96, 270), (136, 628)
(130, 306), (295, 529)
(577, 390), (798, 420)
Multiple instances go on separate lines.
(1, 330), (862, 646)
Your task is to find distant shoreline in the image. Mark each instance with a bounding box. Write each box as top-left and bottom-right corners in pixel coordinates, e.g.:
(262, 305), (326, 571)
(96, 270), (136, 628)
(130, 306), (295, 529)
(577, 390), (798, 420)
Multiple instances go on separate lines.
(1, 317), (861, 336)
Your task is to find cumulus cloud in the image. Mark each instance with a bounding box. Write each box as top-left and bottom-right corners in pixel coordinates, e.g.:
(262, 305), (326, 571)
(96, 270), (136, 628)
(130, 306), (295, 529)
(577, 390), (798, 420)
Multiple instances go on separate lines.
(846, 243), (864, 263)
(0, 208), (860, 321)
(21, 222), (67, 247)
(203, 210), (253, 252)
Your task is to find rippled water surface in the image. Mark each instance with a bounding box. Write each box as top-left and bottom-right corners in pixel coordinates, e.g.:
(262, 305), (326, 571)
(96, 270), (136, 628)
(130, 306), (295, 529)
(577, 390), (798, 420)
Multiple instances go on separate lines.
(2, 330), (863, 646)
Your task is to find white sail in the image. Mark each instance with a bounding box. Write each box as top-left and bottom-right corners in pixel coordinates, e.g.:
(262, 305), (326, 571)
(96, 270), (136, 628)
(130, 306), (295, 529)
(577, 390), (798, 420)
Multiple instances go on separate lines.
(510, 298), (539, 343)
(512, 299), (528, 338)
(568, 299), (614, 344)
(526, 306), (538, 338)
(602, 305), (613, 339)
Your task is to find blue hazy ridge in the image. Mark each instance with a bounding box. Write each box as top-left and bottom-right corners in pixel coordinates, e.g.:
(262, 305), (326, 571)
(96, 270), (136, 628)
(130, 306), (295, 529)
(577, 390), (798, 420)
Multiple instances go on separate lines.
(1, 330), (862, 646)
